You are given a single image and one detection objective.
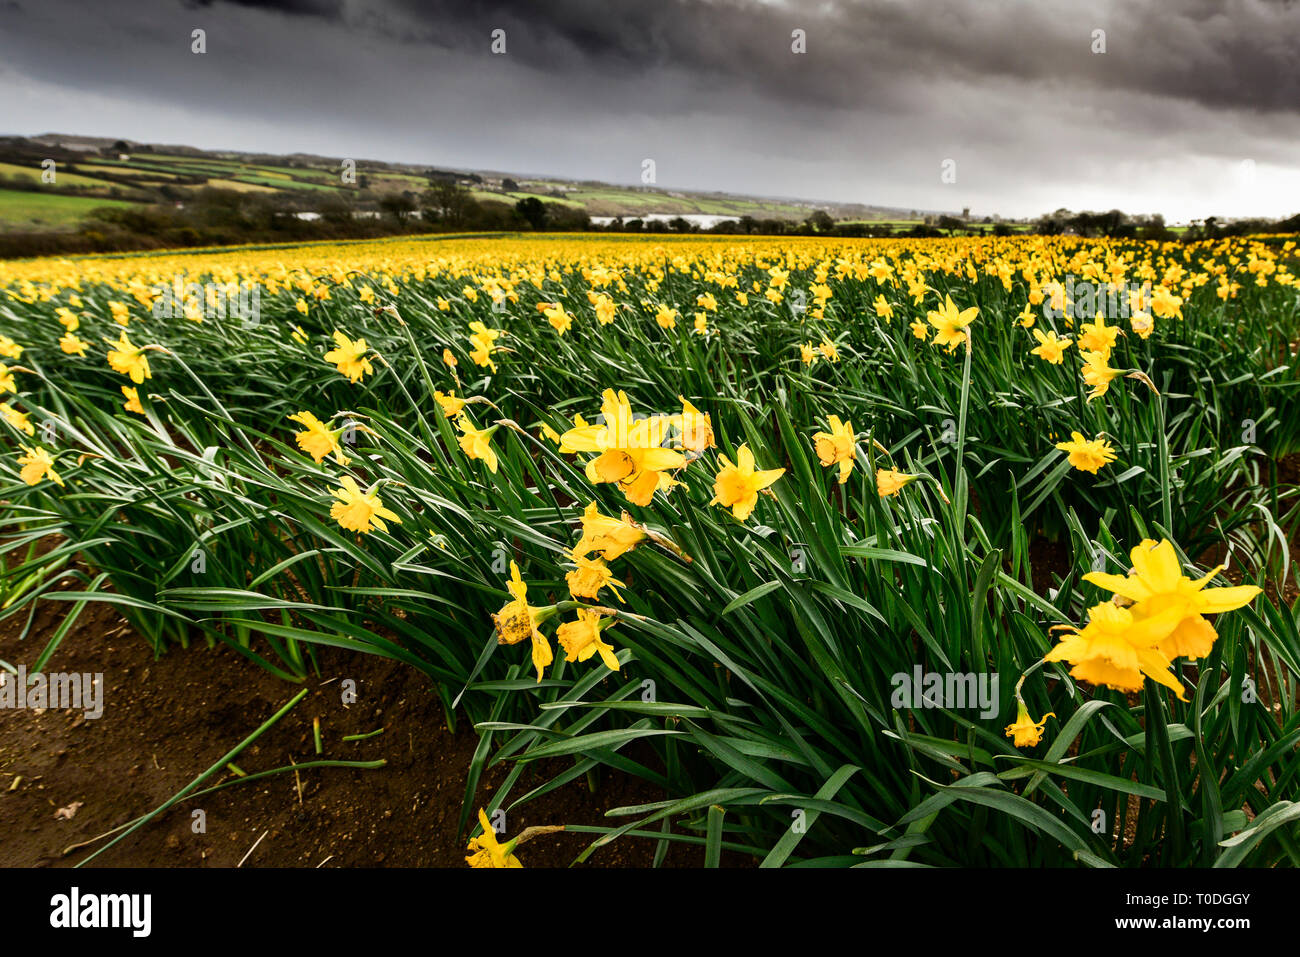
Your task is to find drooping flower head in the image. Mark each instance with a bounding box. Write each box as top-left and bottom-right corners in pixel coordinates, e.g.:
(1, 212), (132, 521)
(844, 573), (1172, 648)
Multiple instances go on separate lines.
(456, 414), (499, 473)
(556, 608), (620, 672)
(813, 415), (856, 484)
(329, 476), (400, 534)
(572, 502), (646, 561)
(492, 560), (553, 682)
(289, 411), (351, 466)
(1005, 700), (1055, 748)
(465, 808), (522, 869)
(876, 468), (918, 497)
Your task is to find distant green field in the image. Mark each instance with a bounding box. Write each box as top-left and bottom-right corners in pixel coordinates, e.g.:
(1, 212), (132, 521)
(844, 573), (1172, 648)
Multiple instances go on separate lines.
(0, 188), (136, 232)
(561, 186), (807, 218)
(77, 163), (182, 180)
(0, 146), (838, 232)
(472, 189), (585, 209)
(0, 161), (116, 190)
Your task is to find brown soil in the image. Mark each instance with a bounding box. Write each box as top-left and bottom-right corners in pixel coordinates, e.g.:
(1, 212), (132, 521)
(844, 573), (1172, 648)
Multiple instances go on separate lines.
(0, 601), (727, 869)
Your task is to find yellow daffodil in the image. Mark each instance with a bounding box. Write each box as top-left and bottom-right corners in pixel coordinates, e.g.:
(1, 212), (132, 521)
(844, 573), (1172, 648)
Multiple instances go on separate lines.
(813, 415), (856, 484)
(876, 468), (918, 497)
(1078, 314), (1119, 357)
(1004, 700), (1055, 747)
(465, 808), (522, 868)
(106, 331), (151, 384)
(1055, 431), (1116, 474)
(674, 397), (714, 453)
(329, 476), (400, 534)
(1129, 311), (1154, 339)
(433, 390), (466, 418)
(1030, 328), (1072, 364)
(557, 608), (620, 671)
(17, 445), (63, 487)
(542, 302), (571, 335)
(1079, 350), (1120, 401)
(1044, 601), (1190, 700)
(1082, 538), (1261, 661)
(927, 294), (978, 352)
(710, 444), (784, 521)
(122, 386), (145, 415)
(492, 560), (553, 682)
(566, 556), (625, 603)
(289, 411), (351, 466)
(572, 502), (646, 561)
(0, 402), (34, 436)
(323, 330), (373, 383)
(559, 389), (685, 506)
(1150, 286), (1183, 319)
(456, 414), (499, 473)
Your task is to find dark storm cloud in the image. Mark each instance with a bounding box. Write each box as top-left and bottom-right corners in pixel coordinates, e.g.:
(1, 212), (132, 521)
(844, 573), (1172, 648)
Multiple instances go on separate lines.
(299, 0), (1300, 114)
(147, 0), (1300, 115)
(185, 0), (345, 16)
(0, 0), (1296, 218)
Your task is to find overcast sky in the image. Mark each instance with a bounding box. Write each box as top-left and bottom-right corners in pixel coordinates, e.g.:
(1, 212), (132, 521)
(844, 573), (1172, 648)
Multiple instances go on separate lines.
(1, 0), (1297, 221)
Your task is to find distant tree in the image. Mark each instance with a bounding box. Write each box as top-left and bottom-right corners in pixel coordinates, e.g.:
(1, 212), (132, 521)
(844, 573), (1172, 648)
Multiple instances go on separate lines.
(378, 192), (416, 224)
(421, 182), (475, 227)
(806, 210), (834, 232)
(317, 194), (354, 225)
(515, 196), (548, 230)
(667, 216), (693, 232)
(501, 178), (519, 191)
